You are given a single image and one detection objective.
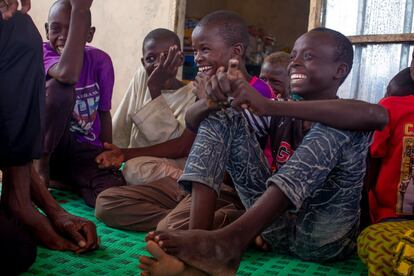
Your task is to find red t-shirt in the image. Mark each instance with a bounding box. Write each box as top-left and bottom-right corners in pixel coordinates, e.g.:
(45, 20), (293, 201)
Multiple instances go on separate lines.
(369, 95), (414, 223)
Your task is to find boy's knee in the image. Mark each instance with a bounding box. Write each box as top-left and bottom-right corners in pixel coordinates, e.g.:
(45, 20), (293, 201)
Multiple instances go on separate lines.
(123, 156), (175, 185)
(95, 187), (121, 220)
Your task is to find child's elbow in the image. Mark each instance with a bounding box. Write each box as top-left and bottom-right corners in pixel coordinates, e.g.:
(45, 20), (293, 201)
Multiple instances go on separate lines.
(370, 105), (389, 130)
(54, 72), (79, 85)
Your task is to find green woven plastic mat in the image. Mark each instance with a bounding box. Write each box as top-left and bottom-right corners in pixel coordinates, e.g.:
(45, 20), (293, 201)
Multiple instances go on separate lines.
(22, 189), (368, 275)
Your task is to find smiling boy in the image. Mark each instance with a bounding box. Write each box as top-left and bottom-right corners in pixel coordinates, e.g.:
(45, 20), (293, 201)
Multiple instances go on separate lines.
(260, 51), (290, 99)
(140, 27), (382, 275)
(35, 0), (125, 207)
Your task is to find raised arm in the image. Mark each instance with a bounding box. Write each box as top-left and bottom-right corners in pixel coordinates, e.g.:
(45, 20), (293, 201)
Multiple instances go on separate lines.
(47, 0), (93, 84)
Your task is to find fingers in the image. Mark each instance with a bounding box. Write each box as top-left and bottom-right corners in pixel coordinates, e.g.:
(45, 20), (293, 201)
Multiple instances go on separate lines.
(163, 46), (182, 77)
(1, 0), (18, 20)
(20, 0), (31, 13)
(62, 220), (88, 249)
(77, 221), (99, 253)
(206, 75), (227, 103)
(217, 68), (231, 96)
(103, 142), (117, 150)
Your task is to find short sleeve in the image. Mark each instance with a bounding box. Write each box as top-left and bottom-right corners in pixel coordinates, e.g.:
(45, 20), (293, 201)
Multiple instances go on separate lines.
(266, 124), (354, 211)
(96, 50), (115, 111)
(42, 43), (59, 78)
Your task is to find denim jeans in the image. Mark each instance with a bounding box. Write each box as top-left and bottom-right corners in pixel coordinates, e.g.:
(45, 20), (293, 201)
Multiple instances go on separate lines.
(179, 109), (371, 261)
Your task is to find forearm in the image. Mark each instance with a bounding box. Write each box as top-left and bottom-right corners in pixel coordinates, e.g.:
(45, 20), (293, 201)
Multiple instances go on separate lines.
(264, 99), (388, 131)
(121, 129), (195, 161)
(99, 111), (112, 144)
(147, 82), (162, 100)
(30, 167), (65, 219)
(48, 7), (90, 84)
(185, 99), (212, 132)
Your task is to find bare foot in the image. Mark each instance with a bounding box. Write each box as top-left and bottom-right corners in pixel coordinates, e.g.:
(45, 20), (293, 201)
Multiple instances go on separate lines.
(153, 229), (242, 276)
(139, 241), (187, 276)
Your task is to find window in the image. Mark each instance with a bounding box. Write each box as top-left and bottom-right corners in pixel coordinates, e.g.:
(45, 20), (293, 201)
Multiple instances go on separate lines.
(309, 0), (414, 103)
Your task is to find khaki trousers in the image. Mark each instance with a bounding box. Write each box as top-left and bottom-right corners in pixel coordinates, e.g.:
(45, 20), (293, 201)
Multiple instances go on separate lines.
(95, 176), (244, 232)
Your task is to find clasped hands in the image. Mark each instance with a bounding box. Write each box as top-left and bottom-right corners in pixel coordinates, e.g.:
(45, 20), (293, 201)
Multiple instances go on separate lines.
(195, 59), (269, 116)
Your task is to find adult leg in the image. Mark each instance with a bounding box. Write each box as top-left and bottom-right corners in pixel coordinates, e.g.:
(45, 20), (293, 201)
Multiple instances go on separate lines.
(123, 156), (186, 185)
(95, 177), (184, 231)
(34, 79), (75, 187)
(0, 210), (37, 275)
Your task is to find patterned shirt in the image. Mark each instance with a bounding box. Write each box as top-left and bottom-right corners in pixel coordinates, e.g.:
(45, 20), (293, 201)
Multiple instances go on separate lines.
(267, 123), (371, 259)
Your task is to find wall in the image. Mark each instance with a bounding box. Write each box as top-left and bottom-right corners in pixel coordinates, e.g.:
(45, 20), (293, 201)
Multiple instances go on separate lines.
(29, 0), (183, 112)
(186, 0), (310, 52)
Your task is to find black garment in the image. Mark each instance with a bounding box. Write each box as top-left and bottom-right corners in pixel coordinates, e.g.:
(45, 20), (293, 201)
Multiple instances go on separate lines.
(0, 210), (37, 275)
(269, 116), (304, 172)
(0, 13), (45, 167)
(45, 80), (125, 207)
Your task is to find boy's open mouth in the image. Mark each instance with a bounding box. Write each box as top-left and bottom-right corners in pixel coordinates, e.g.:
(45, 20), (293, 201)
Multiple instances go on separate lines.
(57, 45), (65, 55)
(198, 65), (213, 74)
(290, 73), (307, 83)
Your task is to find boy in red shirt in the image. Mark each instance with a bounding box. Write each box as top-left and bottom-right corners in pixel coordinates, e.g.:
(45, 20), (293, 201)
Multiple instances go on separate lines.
(369, 67), (414, 223)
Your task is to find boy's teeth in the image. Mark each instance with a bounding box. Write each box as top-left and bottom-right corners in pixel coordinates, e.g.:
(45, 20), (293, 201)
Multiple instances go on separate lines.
(198, 66), (212, 72)
(291, 74), (307, 79)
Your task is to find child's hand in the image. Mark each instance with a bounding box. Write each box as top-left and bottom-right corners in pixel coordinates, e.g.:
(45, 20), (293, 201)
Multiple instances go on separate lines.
(70, 0), (93, 10)
(147, 45), (183, 98)
(205, 59), (244, 109)
(95, 142), (124, 169)
(0, 0), (30, 20)
(230, 79), (270, 116)
(193, 72), (209, 99)
(205, 67), (233, 109)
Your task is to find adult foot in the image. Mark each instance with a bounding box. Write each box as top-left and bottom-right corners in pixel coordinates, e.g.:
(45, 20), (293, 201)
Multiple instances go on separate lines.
(152, 229), (243, 276)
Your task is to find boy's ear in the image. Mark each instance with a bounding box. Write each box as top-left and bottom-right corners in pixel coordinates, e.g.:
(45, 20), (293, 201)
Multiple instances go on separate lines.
(45, 23), (49, 40)
(335, 63), (349, 81)
(231, 43), (245, 58)
(87, 27), (96, 43)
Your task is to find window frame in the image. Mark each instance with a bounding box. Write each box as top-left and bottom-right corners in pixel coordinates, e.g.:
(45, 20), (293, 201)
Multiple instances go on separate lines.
(308, 0), (414, 45)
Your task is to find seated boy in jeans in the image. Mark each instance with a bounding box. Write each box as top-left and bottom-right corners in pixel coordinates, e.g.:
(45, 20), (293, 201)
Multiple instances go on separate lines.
(35, 0), (125, 207)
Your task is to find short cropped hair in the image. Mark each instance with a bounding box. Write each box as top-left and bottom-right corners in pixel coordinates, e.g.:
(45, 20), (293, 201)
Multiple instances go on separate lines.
(264, 51), (290, 68)
(49, 0), (92, 26)
(196, 10), (249, 56)
(142, 28), (181, 52)
(310, 27), (354, 82)
(386, 67), (414, 97)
